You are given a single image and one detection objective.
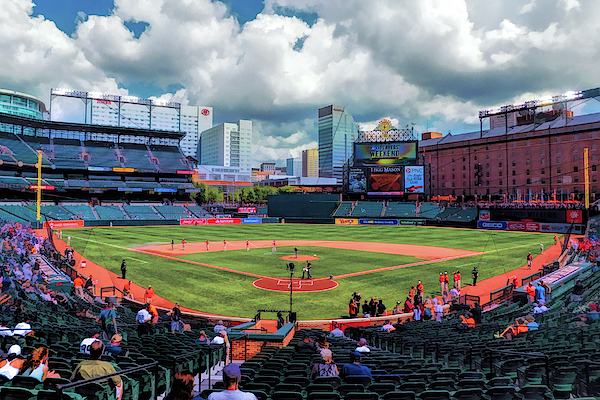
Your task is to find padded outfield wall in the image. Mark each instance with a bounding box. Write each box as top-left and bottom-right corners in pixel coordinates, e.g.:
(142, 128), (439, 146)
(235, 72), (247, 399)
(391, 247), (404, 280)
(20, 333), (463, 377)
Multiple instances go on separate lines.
(267, 193), (340, 223)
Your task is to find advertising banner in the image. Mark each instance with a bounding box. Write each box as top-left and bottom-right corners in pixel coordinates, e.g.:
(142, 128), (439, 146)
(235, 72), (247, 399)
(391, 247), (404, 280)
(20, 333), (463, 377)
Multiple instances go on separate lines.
(566, 210), (583, 224)
(207, 218), (242, 225)
(477, 221), (507, 230)
(507, 222), (540, 232)
(354, 142), (417, 166)
(348, 168), (367, 193)
(479, 209), (491, 220)
(180, 218), (207, 225)
(242, 218), (262, 224)
(238, 207), (258, 213)
(367, 165), (403, 195)
(399, 220), (426, 226)
(44, 220), (84, 229)
(335, 218), (359, 225)
(404, 166), (424, 193)
(359, 219), (399, 226)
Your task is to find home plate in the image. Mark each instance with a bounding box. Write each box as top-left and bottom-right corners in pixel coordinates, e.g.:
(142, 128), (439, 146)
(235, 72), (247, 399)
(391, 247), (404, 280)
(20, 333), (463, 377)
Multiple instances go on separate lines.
(253, 277), (339, 292)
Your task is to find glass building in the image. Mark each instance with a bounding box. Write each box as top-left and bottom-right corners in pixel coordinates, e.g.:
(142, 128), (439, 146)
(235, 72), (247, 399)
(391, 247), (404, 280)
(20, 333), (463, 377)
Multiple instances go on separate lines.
(318, 105), (357, 182)
(0, 89), (46, 120)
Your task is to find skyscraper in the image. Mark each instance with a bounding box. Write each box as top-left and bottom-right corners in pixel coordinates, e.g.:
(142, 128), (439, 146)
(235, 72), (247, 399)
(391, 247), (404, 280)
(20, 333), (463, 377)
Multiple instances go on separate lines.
(302, 148), (318, 177)
(286, 157), (302, 176)
(199, 119), (252, 175)
(318, 105), (357, 182)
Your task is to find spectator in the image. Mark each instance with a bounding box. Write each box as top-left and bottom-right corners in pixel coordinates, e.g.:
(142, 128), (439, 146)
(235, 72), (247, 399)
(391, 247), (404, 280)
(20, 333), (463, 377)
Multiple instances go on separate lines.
(369, 297), (377, 317)
(213, 320), (226, 332)
(73, 275), (84, 298)
(208, 364), (257, 400)
(106, 334), (127, 357)
(170, 303), (182, 333)
(361, 300), (371, 318)
(71, 340), (122, 400)
(403, 297), (414, 314)
(470, 303), (482, 324)
(329, 322), (345, 338)
(276, 312), (285, 330)
(433, 299), (444, 322)
(310, 348), (339, 379)
(79, 330), (101, 355)
(19, 346), (59, 381)
(296, 332), (316, 351)
(450, 287), (461, 300)
(165, 369), (197, 400)
(538, 300), (549, 312)
(381, 320), (395, 332)
(97, 302), (117, 340)
(532, 303), (543, 314)
(355, 338), (371, 354)
(524, 315), (539, 331)
(198, 330), (209, 344)
(84, 275), (94, 293)
(136, 304), (152, 336)
(458, 313), (476, 328)
(340, 352), (371, 379)
(0, 345), (24, 380)
(571, 280), (584, 302)
(526, 282), (536, 303)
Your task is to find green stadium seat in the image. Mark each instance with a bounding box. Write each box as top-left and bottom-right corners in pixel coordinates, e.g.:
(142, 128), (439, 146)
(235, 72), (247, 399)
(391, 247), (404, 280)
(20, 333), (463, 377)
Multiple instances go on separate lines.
(382, 391), (416, 400)
(344, 393), (379, 400)
(10, 376), (41, 390)
(0, 387), (36, 400)
(417, 390), (451, 400)
(246, 390), (268, 400)
(271, 391), (304, 400)
(307, 392), (341, 400)
(338, 384), (365, 397)
(369, 382), (396, 396)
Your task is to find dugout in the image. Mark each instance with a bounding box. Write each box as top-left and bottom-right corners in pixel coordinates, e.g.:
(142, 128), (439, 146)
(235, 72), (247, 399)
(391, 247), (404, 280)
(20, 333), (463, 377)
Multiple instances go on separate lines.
(267, 193), (339, 223)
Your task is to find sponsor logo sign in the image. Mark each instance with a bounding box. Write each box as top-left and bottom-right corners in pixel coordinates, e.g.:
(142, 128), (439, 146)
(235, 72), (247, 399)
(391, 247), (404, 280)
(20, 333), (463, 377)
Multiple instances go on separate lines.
(566, 210), (583, 224)
(479, 209), (490, 220)
(242, 218), (262, 224)
(238, 207), (257, 213)
(207, 218), (242, 225)
(507, 222), (540, 232)
(400, 220), (426, 226)
(201, 108), (210, 116)
(180, 219), (207, 225)
(359, 219), (399, 226)
(477, 221), (507, 230)
(44, 220), (84, 229)
(335, 218), (359, 225)
(404, 166), (424, 193)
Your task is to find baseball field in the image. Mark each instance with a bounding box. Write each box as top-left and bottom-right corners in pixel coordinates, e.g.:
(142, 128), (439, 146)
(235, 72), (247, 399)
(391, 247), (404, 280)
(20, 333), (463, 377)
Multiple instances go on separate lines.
(66, 224), (555, 319)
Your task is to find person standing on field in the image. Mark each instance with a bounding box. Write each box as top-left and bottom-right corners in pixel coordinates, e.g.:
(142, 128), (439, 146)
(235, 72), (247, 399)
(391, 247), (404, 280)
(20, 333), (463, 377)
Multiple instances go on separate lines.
(171, 239), (174, 250)
(246, 240), (250, 252)
(120, 260), (127, 280)
(223, 239), (227, 251)
(472, 266), (479, 286)
(182, 239), (186, 250)
(206, 239), (209, 251)
(527, 252), (533, 269)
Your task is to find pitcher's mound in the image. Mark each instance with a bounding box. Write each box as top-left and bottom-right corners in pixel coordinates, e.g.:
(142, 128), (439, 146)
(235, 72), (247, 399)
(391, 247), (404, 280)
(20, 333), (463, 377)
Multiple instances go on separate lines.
(253, 277), (338, 292)
(279, 255), (320, 261)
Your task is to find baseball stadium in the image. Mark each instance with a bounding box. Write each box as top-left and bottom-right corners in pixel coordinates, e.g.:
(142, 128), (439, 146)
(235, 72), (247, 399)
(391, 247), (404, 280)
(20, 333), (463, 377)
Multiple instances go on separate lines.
(1, 89), (600, 400)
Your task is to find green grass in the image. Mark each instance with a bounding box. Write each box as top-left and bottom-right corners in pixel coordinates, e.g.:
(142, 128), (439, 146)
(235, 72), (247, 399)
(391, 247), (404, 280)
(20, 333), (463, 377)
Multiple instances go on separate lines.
(66, 225), (556, 319)
(179, 246), (423, 278)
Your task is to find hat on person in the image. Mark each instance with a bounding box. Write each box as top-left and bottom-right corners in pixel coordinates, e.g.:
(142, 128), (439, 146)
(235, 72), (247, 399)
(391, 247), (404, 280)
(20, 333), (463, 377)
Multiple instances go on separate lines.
(8, 344), (21, 356)
(222, 363), (241, 380)
(351, 351), (362, 361)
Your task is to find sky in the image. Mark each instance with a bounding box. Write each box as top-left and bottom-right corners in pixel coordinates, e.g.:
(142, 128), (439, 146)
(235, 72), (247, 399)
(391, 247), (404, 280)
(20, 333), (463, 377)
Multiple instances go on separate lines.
(3, 0), (600, 167)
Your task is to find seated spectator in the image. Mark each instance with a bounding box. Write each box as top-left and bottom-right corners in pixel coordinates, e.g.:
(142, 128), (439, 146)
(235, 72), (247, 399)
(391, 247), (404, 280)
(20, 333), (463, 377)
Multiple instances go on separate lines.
(500, 318), (528, 340)
(450, 287), (461, 299)
(470, 303), (482, 324)
(211, 331), (225, 345)
(571, 280), (584, 302)
(213, 320), (226, 332)
(340, 352), (371, 379)
(458, 314), (476, 328)
(296, 333), (316, 351)
(310, 348), (339, 379)
(316, 336), (329, 351)
(381, 320), (395, 332)
(532, 303), (543, 314)
(198, 330), (209, 344)
(0, 345), (24, 380)
(71, 340), (122, 400)
(19, 346), (59, 381)
(355, 338), (371, 353)
(106, 334), (127, 357)
(329, 322), (345, 338)
(403, 297), (414, 314)
(524, 315), (539, 331)
(80, 330), (101, 355)
(165, 369), (199, 400)
(588, 303), (600, 320)
(208, 364), (256, 400)
(538, 300), (549, 312)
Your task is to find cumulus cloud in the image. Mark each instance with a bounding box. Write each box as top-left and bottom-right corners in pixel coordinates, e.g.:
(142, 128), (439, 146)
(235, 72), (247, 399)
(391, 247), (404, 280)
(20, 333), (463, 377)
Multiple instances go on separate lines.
(1, 0), (600, 166)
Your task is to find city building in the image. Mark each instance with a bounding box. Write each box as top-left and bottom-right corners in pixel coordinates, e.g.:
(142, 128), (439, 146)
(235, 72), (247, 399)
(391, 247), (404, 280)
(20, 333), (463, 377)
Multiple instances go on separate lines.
(286, 157), (302, 176)
(0, 89), (46, 120)
(302, 148), (318, 177)
(49, 88), (212, 160)
(260, 162), (276, 173)
(419, 110), (600, 201)
(318, 105), (357, 182)
(199, 120), (252, 175)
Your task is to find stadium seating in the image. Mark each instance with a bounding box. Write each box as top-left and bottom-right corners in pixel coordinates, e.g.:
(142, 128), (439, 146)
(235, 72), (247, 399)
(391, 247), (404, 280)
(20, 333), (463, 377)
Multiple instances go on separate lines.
(154, 205), (192, 220)
(149, 145), (190, 172)
(51, 138), (86, 169)
(186, 205), (209, 217)
(118, 143), (157, 171)
(63, 204), (97, 220)
(351, 202), (384, 217)
(84, 141), (122, 168)
(95, 205), (126, 220)
(384, 203), (417, 218)
(123, 204), (162, 220)
(40, 205), (72, 220)
(333, 202), (353, 217)
(0, 131), (39, 165)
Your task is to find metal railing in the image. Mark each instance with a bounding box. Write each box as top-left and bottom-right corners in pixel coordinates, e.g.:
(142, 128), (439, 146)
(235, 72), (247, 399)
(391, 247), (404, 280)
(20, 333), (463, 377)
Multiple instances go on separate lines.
(100, 286), (127, 298)
(522, 271), (544, 286)
(56, 361), (159, 400)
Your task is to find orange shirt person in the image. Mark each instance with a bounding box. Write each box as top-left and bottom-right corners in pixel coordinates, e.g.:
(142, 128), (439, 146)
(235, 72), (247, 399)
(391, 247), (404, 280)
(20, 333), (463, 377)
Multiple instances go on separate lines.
(148, 304), (159, 324)
(73, 276), (84, 298)
(144, 285), (154, 304)
(526, 283), (535, 303)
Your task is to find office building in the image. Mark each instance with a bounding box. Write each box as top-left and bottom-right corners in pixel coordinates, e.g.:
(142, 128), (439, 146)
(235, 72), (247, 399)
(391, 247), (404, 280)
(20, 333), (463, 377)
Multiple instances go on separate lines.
(260, 162), (276, 172)
(199, 119), (252, 175)
(286, 157), (302, 176)
(302, 148), (318, 177)
(318, 105), (357, 182)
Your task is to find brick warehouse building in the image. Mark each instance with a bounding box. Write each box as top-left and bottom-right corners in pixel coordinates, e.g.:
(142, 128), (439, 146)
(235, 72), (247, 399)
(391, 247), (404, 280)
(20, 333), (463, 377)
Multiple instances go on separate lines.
(418, 111), (600, 201)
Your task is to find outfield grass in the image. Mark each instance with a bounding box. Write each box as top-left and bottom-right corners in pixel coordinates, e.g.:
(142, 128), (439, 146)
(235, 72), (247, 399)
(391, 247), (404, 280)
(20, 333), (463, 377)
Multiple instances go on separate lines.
(66, 225), (556, 319)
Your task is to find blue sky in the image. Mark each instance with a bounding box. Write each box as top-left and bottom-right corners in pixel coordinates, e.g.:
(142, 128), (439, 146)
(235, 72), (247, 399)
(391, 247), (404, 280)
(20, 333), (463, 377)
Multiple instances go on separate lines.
(4, 0), (600, 165)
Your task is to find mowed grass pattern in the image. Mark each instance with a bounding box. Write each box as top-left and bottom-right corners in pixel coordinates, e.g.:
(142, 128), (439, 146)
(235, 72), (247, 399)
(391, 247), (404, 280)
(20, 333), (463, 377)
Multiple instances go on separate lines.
(180, 246), (423, 278)
(66, 225), (555, 319)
